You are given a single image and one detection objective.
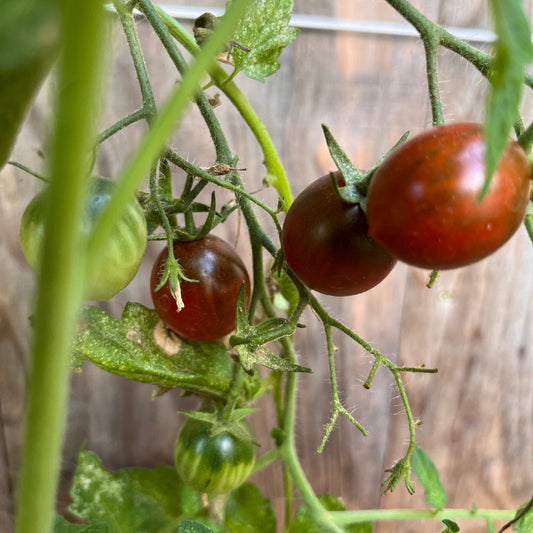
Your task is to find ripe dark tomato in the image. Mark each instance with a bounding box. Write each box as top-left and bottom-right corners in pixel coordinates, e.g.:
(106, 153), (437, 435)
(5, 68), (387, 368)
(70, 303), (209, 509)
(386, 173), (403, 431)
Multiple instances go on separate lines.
(20, 177), (147, 300)
(281, 172), (397, 296)
(366, 123), (531, 269)
(174, 417), (256, 494)
(150, 234), (250, 341)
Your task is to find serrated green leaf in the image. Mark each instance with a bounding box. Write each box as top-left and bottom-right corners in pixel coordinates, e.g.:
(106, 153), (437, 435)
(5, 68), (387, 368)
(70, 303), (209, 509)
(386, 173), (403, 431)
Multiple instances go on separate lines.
(72, 303), (259, 400)
(227, 0), (299, 81)
(287, 495), (372, 533)
(442, 519), (460, 532)
(53, 514), (107, 532)
(224, 483), (276, 533)
(69, 451), (171, 531)
(484, 0), (533, 197)
(411, 446), (447, 509)
(178, 521), (215, 533)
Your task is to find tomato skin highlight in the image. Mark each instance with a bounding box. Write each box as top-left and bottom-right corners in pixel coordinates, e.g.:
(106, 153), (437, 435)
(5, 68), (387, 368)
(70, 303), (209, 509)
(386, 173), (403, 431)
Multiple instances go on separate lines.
(174, 418), (256, 494)
(366, 123), (531, 269)
(281, 172), (397, 296)
(19, 177), (147, 300)
(150, 234), (250, 342)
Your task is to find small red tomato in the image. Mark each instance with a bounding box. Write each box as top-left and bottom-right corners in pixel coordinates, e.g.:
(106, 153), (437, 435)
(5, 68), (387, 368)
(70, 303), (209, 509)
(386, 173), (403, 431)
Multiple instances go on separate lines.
(150, 235), (250, 341)
(366, 123), (531, 269)
(282, 172), (397, 296)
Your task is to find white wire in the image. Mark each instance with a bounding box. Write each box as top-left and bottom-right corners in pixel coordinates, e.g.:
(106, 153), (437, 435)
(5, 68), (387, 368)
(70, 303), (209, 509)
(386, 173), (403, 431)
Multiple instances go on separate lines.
(110, 3), (498, 44)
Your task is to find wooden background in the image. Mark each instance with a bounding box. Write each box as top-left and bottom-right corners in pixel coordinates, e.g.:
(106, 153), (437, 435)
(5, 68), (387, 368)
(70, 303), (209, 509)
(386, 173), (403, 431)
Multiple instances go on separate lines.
(1, 1), (532, 532)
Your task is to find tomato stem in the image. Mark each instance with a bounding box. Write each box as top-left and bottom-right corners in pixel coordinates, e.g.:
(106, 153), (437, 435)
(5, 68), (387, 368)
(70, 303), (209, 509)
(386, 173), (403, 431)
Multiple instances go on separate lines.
(14, 2), (106, 533)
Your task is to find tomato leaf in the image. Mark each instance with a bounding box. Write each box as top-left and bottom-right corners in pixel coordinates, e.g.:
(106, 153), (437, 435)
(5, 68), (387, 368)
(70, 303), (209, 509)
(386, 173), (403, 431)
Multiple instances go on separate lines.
(287, 495), (372, 533)
(67, 451), (202, 531)
(411, 446), (447, 509)
(178, 522), (215, 533)
(484, 0), (533, 198)
(441, 519), (460, 532)
(231, 286), (311, 373)
(226, 0), (299, 81)
(224, 483), (276, 533)
(0, 0), (60, 168)
(71, 303), (260, 401)
(511, 497), (533, 532)
(53, 514), (107, 532)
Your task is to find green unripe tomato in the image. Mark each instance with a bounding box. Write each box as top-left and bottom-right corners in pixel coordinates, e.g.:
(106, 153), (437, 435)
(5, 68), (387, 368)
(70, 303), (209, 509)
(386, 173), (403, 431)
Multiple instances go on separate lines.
(19, 177), (147, 300)
(174, 418), (256, 494)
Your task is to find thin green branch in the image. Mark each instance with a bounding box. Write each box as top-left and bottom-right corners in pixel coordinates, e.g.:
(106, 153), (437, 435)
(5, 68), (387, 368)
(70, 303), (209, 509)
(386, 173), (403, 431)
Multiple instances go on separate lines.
(154, 5), (294, 210)
(330, 507), (515, 527)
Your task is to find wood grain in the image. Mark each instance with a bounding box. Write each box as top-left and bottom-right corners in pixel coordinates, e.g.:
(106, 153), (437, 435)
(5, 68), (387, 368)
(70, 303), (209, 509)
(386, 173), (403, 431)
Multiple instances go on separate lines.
(1, 1), (532, 532)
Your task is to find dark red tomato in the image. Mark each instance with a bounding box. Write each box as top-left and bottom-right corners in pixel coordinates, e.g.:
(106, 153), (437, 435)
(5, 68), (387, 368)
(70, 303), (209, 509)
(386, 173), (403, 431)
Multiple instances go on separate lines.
(151, 234), (250, 341)
(366, 123), (531, 269)
(281, 172), (397, 296)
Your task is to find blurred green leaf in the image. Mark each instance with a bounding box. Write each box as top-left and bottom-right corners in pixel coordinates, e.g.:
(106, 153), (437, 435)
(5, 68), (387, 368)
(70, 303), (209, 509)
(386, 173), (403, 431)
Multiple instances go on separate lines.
(411, 446), (447, 509)
(525, 201), (533, 244)
(224, 483), (276, 533)
(227, 0), (299, 81)
(512, 497), (533, 532)
(441, 519), (460, 532)
(72, 303), (260, 400)
(484, 0), (533, 197)
(178, 522), (215, 533)
(287, 495), (372, 533)
(0, 0), (60, 168)
(53, 514), (107, 532)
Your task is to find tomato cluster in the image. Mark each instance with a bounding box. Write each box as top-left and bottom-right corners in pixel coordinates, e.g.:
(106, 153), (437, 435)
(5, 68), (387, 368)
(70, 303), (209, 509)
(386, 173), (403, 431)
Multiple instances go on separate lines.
(282, 123), (531, 296)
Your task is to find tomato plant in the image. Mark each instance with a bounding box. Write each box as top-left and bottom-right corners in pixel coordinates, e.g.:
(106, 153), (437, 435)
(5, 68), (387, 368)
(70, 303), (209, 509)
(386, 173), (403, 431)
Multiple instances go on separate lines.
(10, 1), (533, 533)
(174, 417), (256, 494)
(366, 123), (531, 269)
(282, 171), (397, 296)
(150, 234), (251, 342)
(19, 176), (147, 300)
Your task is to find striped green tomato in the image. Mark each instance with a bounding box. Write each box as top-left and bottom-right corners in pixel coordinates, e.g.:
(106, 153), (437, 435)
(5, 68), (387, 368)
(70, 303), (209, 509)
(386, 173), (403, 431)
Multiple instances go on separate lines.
(174, 418), (256, 494)
(19, 176), (147, 300)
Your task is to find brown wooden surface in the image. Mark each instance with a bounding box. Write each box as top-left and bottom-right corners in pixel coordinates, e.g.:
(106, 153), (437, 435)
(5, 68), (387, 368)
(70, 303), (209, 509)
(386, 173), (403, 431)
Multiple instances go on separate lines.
(1, 1), (533, 532)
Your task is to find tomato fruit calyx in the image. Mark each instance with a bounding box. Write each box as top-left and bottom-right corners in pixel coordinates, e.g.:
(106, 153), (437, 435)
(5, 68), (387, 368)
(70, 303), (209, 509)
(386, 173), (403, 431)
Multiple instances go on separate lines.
(366, 122), (531, 270)
(174, 413), (257, 494)
(150, 234), (251, 342)
(281, 171), (397, 296)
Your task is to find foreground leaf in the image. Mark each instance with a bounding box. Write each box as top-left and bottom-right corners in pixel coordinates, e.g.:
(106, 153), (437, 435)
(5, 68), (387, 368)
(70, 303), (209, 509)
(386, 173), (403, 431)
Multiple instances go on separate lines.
(484, 0), (533, 196)
(224, 483), (276, 533)
(227, 0), (299, 81)
(0, 0), (60, 168)
(178, 522), (215, 533)
(411, 446), (447, 509)
(72, 303), (259, 400)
